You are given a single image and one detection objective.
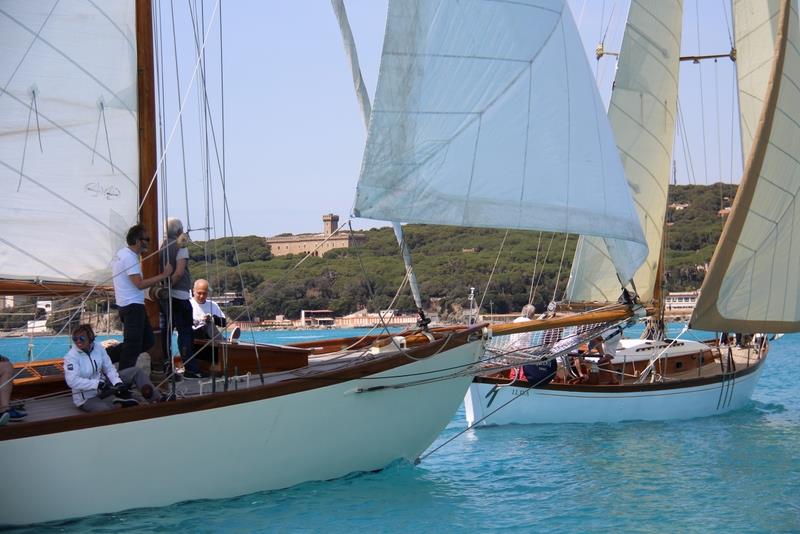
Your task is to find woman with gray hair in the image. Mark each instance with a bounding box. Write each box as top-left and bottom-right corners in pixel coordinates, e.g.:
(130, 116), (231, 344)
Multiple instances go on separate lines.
(159, 218), (203, 378)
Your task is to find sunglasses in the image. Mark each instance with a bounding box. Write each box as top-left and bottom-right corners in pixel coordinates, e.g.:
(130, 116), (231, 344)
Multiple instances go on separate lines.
(72, 335), (88, 343)
(139, 237), (151, 242)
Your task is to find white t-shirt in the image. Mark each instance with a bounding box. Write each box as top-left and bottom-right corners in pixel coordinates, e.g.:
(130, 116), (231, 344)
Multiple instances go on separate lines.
(190, 297), (225, 330)
(112, 247), (144, 306)
(509, 315), (534, 349)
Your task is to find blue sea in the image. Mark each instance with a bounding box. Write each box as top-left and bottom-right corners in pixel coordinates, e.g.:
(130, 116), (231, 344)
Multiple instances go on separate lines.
(2, 326), (798, 533)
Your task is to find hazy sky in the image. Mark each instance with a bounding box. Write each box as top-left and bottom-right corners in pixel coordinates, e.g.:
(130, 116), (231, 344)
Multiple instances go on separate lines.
(156, 1), (741, 239)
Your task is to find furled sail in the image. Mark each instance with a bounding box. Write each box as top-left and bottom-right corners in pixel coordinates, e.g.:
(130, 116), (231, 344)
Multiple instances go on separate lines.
(0, 1), (139, 288)
(692, 0), (800, 332)
(354, 0), (647, 283)
(566, 0), (683, 305)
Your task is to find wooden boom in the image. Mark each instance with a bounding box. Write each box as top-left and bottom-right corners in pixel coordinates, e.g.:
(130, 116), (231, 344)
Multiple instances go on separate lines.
(490, 304), (634, 337)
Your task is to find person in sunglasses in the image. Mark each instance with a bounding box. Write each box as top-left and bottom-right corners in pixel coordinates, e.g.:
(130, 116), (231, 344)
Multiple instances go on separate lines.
(112, 224), (173, 370)
(64, 324), (163, 411)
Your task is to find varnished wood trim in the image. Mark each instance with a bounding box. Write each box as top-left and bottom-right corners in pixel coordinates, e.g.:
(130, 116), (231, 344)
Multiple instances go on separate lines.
(474, 353), (766, 393)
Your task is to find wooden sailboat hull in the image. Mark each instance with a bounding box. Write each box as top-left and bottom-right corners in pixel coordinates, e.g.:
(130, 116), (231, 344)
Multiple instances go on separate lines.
(0, 338), (483, 526)
(465, 348), (766, 426)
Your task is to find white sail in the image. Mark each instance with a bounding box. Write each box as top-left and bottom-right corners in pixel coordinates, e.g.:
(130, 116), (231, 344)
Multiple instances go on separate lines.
(354, 0), (647, 283)
(692, 0), (800, 332)
(566, 0), (683, 304)
(0, 1), (139, 286)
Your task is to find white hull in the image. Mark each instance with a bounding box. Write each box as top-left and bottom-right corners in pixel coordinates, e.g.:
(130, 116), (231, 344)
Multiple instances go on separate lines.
(1, 340), (483, 526)
(464, 359), (764, 426)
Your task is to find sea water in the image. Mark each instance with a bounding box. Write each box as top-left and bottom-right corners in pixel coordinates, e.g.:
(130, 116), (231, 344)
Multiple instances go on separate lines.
(2, 327), (798, 533)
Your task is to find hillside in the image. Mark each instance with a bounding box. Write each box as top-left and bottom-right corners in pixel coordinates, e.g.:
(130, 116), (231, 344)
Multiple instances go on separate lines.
(188, 184), (736, 320)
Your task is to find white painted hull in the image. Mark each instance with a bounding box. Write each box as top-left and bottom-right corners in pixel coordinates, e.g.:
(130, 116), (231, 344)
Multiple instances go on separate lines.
(464, 359), (764, 426)
(1, 340), (483, 526)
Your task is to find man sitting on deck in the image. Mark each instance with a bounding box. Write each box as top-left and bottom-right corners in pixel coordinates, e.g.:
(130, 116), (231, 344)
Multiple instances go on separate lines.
(190, 279), (241, 342)
(64, 324), (163, 412)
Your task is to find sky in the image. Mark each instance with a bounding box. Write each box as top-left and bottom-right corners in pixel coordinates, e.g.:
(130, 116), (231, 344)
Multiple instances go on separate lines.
(155, 0), (742, 239)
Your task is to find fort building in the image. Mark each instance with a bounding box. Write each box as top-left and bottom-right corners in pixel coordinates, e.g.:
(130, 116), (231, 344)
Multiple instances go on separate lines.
(265, 214), (365, 257)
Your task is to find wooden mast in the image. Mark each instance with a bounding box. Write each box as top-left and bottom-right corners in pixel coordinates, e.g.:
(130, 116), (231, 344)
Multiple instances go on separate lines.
(136, 0), (158, 278)
(136, 0), (165, 370)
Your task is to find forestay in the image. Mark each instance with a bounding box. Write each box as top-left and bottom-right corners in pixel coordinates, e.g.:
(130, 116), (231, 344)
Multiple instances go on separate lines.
(0, 1), (139, 286)
(354, 0), (647, 283)
(566, 0), (683, 305)
(692, 0), (800, 332)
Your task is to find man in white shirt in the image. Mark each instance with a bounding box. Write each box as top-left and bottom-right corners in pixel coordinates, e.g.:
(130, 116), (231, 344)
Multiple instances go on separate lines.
(190, 279), (227, 340)
(112, 224), (173, 370)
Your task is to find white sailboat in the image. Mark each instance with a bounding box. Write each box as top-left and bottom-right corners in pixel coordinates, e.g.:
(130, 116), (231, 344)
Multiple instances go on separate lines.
(465, 0), (800, 426)
(0, 0), (648, 525)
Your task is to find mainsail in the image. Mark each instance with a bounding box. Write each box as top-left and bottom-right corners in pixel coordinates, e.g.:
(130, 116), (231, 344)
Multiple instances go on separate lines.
(692, 0), (800, 332)
(0, 1), (140, 288)
(354, 0), (647, 284)
(566, 0), (683, 305)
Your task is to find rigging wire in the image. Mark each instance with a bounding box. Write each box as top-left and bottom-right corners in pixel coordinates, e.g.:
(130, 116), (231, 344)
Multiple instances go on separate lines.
(527, 231), (543, 305)
(715, 58), (725, 223)
(417, 369), (557, 463)
(477, 229), (509, 314)
(695, 0), (710, 185)
(721, 0), (734, 48)
(155, 0), (178, 385)
(219, 0), (227, 241)
(531, 232), (556, 306)
(729, 63), (737, 188)
(168, 0), (192, 228)
(676, 101), (698, 185)
(137, 0), (221, 216)
(551, 233), (570, 302)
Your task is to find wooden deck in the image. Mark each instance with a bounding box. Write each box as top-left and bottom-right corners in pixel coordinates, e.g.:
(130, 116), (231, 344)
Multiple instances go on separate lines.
(7, 348), (375, 427)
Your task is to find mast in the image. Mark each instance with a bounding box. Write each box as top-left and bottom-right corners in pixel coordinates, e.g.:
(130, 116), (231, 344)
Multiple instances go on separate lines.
(136, 0), (164, 360)
(136, 0), (158, 276)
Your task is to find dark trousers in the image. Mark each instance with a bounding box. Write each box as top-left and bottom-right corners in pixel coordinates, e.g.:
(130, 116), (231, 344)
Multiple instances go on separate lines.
(118, 303), (155, 370)
(162, 298), (196, 373)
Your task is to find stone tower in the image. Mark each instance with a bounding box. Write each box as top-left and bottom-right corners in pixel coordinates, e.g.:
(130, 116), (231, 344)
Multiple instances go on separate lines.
(323, 214), (339, 235)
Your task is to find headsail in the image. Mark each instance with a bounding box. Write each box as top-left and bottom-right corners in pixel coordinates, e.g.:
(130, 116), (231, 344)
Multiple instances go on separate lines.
(692, 0), (800, 332)
(0, 1), (140, 288)
(566, 0), (683, 305)
(354, 0), (647, 284)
